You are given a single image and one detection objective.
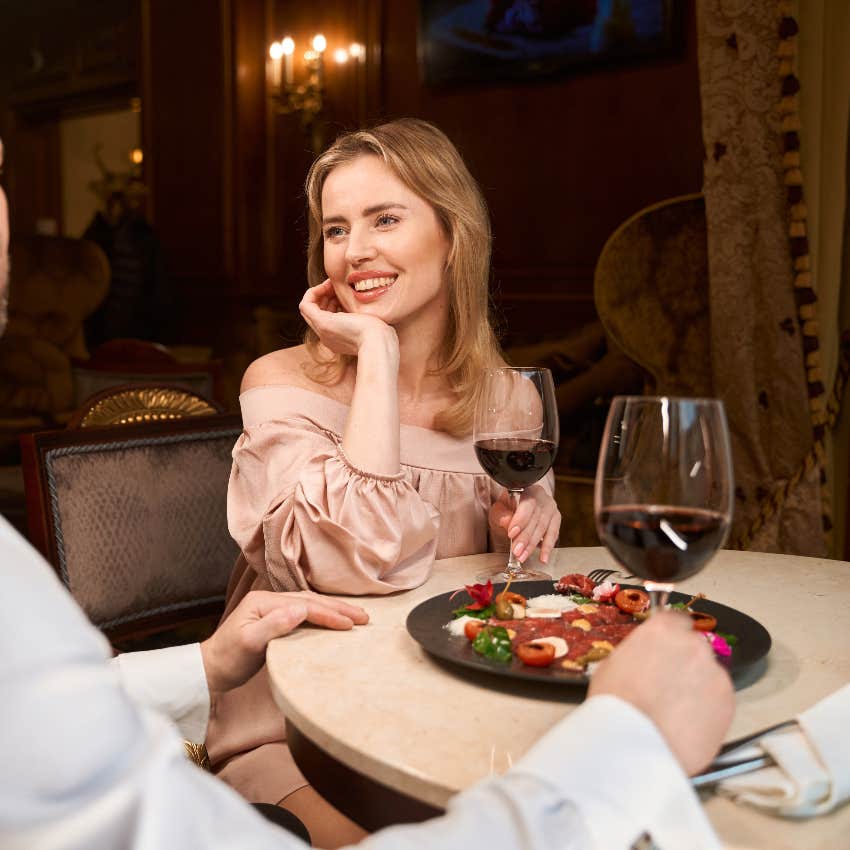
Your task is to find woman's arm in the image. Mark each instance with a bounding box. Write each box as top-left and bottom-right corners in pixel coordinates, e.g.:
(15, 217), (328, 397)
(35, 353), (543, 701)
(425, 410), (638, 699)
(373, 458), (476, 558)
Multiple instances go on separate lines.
(300, 280), (402, 476)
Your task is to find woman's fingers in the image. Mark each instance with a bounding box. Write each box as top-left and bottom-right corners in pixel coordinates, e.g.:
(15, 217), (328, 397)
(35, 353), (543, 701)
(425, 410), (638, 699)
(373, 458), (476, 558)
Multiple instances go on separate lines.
(299, 279), (337, 328)
(514, 506), (546, 563)
(539, 511), (561, 564)
(504, 486), (561, 563)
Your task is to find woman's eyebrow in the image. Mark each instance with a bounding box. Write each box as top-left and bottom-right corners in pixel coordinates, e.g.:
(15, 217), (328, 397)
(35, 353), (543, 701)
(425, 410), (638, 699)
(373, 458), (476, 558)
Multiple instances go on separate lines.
(362, 202), (408, 216)
(322, 203), (408, 226)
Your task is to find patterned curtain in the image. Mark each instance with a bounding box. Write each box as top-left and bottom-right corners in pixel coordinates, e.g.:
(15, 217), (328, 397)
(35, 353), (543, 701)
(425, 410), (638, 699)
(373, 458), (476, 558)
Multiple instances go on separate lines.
(796, 2), (850, 558)
(697, 0), (826, 555)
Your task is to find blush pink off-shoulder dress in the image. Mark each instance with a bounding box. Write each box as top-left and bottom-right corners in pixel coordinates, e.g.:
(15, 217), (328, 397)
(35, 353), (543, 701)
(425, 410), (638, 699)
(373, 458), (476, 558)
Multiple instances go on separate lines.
(206, 385), (552, 804)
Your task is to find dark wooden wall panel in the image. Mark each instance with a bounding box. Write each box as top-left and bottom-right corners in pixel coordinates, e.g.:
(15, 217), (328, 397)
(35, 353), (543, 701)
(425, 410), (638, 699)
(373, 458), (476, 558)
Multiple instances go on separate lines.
(379, 0), (704, 338)
(1, 0), (705, 352)
(144, 0), (230, 281)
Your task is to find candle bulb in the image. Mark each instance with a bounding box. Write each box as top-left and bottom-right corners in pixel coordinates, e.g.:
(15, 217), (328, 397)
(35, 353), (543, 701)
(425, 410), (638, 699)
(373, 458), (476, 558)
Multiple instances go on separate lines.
(312, 34), (326, 87)
(281, 36), (294, 86)
(269, 41), (283, 88)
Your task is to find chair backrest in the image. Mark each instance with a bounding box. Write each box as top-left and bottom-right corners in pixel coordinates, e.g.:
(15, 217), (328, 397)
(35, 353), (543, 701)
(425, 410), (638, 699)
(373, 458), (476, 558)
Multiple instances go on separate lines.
(68, 384), (223, 428)
(593, 194), (712, 398)
(20, 413), (242, 646)
(72, 338), (225, 407)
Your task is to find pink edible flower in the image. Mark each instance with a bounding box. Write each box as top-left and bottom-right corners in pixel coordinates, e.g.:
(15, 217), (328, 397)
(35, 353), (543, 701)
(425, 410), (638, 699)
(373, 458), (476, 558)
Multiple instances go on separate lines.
(706, 632), (732, 657)
(592, 580), (620, 603)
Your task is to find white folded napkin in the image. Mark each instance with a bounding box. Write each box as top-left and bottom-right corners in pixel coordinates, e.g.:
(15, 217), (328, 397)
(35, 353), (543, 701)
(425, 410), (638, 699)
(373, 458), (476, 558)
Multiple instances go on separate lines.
(718, 683), (850, 817)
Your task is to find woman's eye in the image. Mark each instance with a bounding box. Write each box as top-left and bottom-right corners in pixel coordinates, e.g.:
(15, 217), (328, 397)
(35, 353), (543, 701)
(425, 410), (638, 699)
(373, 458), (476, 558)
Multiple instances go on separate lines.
(324, 226), (346, 239)
(375, 213), (399, 227)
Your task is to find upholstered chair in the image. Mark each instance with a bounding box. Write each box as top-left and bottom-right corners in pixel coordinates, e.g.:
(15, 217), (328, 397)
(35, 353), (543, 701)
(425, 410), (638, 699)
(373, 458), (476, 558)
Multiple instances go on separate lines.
(20, 412), (241, 650)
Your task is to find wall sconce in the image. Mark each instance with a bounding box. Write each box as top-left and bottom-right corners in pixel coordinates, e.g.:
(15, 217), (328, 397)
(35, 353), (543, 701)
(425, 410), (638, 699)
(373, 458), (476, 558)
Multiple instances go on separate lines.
(268, 34), (364, 153)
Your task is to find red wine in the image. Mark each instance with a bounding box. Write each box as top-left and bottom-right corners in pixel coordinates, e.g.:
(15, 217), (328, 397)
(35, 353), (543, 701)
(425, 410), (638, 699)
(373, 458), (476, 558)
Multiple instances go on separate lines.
(474, 438), (557, 490)
(598, 506), (728, 582)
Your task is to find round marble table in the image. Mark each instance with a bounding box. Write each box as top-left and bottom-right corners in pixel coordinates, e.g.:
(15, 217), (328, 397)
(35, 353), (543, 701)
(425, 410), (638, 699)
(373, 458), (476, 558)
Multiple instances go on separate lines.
(266, 547), (850, 849)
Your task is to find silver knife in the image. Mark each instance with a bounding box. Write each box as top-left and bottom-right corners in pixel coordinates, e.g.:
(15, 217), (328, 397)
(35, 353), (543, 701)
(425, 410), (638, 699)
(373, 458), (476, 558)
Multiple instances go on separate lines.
(690, 754), (775, 788)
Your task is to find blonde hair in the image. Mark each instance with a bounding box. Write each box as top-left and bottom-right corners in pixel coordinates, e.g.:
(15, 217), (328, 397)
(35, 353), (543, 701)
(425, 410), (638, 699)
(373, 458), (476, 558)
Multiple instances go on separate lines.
(303, 118), (502, 435)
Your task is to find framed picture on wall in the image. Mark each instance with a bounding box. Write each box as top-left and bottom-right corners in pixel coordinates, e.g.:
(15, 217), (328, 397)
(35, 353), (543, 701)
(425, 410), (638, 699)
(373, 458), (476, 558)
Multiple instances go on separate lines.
(419, 0), (684, 86)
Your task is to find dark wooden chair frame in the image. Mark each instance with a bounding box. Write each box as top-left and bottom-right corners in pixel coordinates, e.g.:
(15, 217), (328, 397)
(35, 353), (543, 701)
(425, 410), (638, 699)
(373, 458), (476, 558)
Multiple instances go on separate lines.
(20, 413), (242, 645)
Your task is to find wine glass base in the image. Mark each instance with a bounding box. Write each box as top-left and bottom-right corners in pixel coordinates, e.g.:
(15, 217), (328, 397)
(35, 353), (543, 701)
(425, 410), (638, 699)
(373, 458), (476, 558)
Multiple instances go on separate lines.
(474, 566), (552, 583)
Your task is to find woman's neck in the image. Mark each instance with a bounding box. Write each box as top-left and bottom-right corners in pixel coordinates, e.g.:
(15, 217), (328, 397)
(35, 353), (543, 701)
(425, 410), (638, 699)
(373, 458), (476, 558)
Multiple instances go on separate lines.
(395, 316), (450, 404)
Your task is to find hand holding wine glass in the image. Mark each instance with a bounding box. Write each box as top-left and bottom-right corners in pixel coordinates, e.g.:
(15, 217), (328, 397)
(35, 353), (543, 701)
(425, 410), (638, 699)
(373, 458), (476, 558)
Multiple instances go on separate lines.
(474, 367), (559, 582)
(594, 396), (733, 612)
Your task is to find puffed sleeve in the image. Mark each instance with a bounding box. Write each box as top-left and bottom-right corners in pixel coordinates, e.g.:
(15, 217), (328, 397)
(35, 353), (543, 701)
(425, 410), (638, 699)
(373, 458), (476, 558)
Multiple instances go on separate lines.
(227, 417), (440, 595)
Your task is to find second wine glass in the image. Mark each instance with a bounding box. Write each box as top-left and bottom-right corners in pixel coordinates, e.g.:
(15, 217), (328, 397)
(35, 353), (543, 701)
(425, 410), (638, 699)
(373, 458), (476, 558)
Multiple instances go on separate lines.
(594, 396), (734, 612)
(473, 366), (559, 582)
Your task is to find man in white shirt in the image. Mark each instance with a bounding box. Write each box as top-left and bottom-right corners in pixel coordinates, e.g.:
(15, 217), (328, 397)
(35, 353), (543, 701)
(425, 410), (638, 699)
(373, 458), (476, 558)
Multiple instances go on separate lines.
(0, 138), (734, 850)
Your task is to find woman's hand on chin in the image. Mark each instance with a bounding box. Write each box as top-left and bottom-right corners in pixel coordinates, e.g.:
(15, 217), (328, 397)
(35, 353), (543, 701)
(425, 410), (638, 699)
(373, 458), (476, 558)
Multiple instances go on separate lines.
(488, 484), (561, 565)
(300, 279), (397, 357)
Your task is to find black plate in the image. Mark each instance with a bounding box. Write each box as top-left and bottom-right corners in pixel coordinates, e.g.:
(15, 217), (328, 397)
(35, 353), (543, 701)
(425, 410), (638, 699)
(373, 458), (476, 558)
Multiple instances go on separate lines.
(406, 581), (772, 686)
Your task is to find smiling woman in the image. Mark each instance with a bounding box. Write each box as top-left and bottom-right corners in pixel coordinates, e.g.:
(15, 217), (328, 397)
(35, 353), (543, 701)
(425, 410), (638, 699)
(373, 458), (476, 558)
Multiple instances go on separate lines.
(205, 119), (562, 846)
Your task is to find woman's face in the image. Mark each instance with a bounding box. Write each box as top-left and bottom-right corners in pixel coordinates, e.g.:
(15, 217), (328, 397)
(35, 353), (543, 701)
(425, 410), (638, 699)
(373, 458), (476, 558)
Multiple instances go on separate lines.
(320, 154), (450, 332)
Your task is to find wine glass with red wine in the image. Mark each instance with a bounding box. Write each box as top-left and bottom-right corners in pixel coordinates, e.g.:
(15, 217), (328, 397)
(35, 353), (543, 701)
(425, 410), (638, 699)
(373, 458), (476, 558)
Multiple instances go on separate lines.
(594, 396), (733, 612)
(473, 367), (559, 582)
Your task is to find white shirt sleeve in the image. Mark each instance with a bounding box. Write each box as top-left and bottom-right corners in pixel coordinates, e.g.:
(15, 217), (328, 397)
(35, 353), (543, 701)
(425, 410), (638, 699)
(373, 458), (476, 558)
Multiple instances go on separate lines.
(513, 694), (723, 850)
(112, 643), (210, 742)
(0, 517), (721, 850)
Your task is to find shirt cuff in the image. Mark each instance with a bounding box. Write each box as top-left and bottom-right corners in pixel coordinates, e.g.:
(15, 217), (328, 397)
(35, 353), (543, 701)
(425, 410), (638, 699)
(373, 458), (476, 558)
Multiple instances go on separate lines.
(513, 694), (722, 850)
(112, 643), (210, 743)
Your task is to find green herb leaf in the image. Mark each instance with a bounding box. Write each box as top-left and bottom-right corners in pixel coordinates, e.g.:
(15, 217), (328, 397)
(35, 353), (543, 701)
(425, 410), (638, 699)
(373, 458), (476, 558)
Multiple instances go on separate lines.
(453, 603), (494, 620)
(715, 631), (738, 645)
(569, 594), (592, 605)
(472, 626), (512, 663)
(669, 602), (688, 610)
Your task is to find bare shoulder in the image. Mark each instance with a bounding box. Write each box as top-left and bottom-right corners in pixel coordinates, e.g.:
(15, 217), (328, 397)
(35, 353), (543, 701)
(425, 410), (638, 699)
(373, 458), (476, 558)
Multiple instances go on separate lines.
(240, 345), (315, 393)
(240, 345), (353, 403)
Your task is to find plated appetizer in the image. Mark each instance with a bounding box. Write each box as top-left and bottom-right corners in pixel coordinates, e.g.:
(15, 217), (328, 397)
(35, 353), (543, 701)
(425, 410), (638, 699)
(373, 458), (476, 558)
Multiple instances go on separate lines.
(445, 573), (737, 675)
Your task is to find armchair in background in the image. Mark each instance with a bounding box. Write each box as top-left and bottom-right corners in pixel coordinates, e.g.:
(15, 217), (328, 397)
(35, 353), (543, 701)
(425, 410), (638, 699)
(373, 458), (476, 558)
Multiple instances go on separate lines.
(0, 235), (109, 442)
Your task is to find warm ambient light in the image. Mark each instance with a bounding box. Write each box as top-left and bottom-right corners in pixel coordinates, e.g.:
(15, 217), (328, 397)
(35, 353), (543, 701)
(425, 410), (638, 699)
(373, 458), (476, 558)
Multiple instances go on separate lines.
(130, 148), (143, 165)
(267, 32), (361, 153)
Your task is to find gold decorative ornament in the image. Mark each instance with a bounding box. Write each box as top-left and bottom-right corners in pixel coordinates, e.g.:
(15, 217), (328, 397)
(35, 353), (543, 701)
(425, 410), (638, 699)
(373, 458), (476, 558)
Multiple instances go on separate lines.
(80, 387), (218, 428)
(183, 741), (212, 771)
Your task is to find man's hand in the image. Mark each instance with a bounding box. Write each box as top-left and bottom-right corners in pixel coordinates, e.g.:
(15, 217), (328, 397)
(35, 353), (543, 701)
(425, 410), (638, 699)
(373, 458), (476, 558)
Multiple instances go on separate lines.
(588, 610), (734, 775)
(200, 590), (369, 694)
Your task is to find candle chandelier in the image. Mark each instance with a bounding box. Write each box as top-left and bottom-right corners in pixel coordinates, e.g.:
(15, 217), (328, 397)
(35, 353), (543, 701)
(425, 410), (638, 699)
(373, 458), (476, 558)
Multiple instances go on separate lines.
(267, 34), (364, 153)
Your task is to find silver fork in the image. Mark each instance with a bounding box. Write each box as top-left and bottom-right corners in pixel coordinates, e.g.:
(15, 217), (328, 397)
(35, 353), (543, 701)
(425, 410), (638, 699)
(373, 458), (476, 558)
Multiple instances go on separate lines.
(587, 567), (636, 582)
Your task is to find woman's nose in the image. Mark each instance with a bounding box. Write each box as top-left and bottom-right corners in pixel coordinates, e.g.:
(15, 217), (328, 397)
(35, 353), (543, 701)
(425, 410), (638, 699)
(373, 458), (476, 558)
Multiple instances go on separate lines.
(344, 225), (377, 265)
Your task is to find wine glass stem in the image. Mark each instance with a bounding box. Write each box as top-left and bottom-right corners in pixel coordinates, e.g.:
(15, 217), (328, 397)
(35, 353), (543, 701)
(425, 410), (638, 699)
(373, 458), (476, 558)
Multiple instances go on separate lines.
(505, 489), (523, 578)
(645, 581), (674, 613)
